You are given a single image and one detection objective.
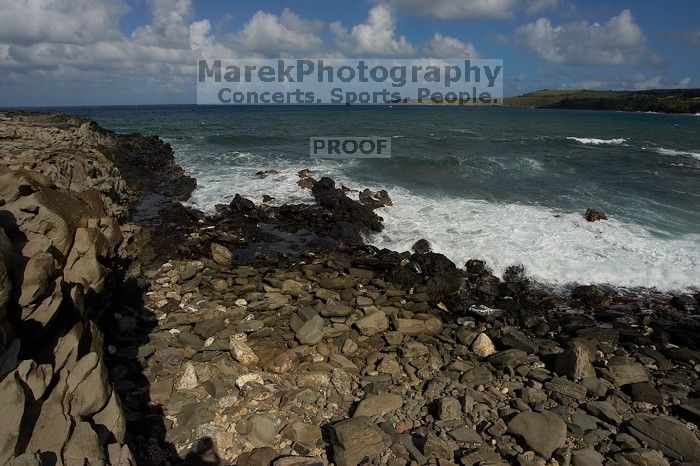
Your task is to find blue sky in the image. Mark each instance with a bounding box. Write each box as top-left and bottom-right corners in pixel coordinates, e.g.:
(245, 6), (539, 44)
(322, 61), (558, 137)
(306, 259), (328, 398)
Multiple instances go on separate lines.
(0, 0), (698, 106)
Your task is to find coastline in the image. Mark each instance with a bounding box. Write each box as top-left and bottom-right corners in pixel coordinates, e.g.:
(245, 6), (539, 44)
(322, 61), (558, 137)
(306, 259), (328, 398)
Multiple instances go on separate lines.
(0, 112), (698, 464)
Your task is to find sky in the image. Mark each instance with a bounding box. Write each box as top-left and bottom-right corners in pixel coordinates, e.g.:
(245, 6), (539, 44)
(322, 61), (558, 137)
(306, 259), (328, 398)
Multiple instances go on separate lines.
(0, 0), (698, 106)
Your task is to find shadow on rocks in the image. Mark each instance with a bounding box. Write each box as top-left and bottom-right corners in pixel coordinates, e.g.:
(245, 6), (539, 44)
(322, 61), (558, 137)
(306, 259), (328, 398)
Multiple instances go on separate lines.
(100, 261), (222, 465)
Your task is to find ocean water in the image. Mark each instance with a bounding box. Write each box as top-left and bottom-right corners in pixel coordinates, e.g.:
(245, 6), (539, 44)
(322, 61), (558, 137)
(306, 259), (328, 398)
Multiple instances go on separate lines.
(53, 105), (699, 292)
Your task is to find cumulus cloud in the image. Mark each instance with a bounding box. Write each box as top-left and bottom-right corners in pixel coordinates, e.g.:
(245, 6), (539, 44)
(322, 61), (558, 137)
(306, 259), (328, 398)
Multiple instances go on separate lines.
(517, 9), (652, 65)
(331, 5), (414, 56)
(422, 33), (480, 58)
(524, 0), (559, 16)
(231, 9), (324, 55)
(388, 0), (515, 19)
(0, 0), (128, 45)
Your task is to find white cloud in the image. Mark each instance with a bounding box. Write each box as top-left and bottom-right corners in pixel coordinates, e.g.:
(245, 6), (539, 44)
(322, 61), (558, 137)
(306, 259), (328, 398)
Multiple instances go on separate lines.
(423, 33), (480, 58)
(0, 0), (128, 45)
(231, 9), (324, 55)
(331, 5), (414, 56)
(525, 0), (559, 16)
(633, 75), (691, 90)
(388, 0), (515, 19)
(517, 9), (651, 65)
(280, 8), (326, 35)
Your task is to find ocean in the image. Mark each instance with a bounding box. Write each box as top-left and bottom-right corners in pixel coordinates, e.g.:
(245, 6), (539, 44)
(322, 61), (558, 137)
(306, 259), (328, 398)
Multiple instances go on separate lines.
(52, 105), (699, 292)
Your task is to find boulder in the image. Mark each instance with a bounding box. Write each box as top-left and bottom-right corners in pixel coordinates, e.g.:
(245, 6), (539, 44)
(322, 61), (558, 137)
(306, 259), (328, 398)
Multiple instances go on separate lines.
(507, 411), (567, 458)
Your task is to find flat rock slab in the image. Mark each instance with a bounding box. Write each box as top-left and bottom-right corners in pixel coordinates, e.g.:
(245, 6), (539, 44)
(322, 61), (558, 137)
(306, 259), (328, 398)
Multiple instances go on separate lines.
(626, 415), (700, 463)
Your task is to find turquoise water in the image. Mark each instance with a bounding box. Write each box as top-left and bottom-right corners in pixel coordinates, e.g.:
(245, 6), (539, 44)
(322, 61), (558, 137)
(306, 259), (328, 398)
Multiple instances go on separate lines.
(53, 105), (700, 291)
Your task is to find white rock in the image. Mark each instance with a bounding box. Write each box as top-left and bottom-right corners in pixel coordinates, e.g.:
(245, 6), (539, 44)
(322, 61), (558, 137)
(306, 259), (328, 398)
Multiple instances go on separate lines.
(472, 333), (496, 357)
(230, 334), (259, 366)
(175, 362), (198, 390)
(235, 373), (263, 389)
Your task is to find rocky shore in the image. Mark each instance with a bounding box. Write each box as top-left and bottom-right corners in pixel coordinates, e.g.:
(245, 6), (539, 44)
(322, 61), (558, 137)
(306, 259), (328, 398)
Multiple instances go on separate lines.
(0, 112), (698, 465)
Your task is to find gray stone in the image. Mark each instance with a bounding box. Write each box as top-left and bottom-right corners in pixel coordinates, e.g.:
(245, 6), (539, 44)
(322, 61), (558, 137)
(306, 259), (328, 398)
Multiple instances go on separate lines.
(422, 432), (455, 460)
(194, 317), (225, 339)
(554, 342), (596, 380)
(296, 315), (324, 345)
(438, 397), (462, 421)
(626, 414), (700, 462)
(319, 303), (353, 317)
(281, 421), (322, 447)
(211, 243), (233, 267)
(615, 449), (670, 466)
(545, 377), (587, 401)
(603, 357), (648, 387)
(247, 414), (279, 448)
(331, 417), (386, 466)
(354, 310), (389, 336)
(354, 393), (403, 417)
(179, 266), (198, 281)
(507, 411), (567, 458)
(571, 447), (604, 466)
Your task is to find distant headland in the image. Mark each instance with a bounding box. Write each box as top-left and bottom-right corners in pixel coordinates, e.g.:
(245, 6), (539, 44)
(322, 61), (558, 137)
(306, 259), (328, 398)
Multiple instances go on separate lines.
(504, 88), (700, 114)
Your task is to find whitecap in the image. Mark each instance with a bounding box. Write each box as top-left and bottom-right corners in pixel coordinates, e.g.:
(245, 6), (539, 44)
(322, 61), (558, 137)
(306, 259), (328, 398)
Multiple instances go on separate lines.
(566, 137), (627, 145)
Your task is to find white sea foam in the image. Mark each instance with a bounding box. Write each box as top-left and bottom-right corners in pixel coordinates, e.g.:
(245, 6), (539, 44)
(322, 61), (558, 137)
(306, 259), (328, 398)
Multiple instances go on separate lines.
(172, 146), (699, 293)
(567, 137), (627, 145)
(370, 189), (700, 292)
(644, 147), (700, 160)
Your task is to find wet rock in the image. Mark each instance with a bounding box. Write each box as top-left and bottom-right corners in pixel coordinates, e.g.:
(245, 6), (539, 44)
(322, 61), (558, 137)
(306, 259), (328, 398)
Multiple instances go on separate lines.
(412, 239), (431, 254)
(507, 411), (567, 458)
(330, 417), (387, 466)
(256, 170), (279, 179)
(359, 188), (392, 209)
(584, 209), (607, 222)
